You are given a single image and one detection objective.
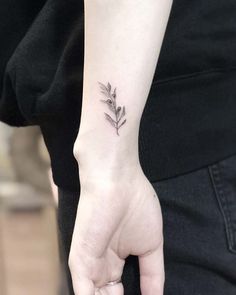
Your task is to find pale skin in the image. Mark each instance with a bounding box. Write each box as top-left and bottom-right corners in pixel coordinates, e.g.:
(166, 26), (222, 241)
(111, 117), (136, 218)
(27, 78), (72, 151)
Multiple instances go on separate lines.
(69, 0), (173, 294)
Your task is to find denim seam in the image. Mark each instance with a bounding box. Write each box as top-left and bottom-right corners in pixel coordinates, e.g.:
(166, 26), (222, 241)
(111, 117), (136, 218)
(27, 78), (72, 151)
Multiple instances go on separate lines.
(217, 163), (236, 250)
(152, 66), (236, 86)
(208, 164), (236, 253)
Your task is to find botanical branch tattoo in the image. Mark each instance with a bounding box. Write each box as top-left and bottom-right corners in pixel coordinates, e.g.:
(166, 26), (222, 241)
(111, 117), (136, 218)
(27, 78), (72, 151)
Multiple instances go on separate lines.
(98, 81), (127, 136)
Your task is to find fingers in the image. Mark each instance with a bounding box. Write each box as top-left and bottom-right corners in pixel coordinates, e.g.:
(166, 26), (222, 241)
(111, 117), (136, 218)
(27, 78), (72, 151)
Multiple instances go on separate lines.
(139, 242), (165, 295)
(96, 283), (124, 295)
(72, 278), (124, 295)
(72, 276), (94, 295)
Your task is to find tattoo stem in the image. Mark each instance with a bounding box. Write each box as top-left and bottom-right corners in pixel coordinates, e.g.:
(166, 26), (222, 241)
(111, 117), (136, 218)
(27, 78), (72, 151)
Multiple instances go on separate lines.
(113, 98), (119, 136)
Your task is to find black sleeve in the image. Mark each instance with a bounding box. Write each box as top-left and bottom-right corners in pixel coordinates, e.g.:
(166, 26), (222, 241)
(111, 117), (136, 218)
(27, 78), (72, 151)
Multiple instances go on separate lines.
(0, 0), (46, 127)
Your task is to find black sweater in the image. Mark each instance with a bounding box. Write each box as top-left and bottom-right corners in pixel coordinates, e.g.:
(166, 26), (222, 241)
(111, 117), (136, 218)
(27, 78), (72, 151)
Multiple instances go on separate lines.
(1, 0), (236, 192)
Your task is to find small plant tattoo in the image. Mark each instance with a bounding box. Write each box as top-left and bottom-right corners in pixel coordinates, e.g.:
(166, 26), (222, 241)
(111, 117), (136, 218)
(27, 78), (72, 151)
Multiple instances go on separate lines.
(98, 81), (127, 136)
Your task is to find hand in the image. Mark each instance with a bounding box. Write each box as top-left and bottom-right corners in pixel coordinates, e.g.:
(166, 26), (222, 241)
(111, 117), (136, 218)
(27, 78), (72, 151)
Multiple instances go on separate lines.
(69, 165), (164, 294)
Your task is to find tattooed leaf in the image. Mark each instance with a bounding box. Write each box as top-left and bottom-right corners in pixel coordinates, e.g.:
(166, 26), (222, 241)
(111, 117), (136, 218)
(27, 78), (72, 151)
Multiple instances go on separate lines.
(104, 113), (117, 128)
(118, 106), (126, 122)
(116, 106), (121, 116)
(122, 106), (126, 116)
(107, 82), (111, 93)
(118, 119), (126, 129)
(99, 82), (109, 94)
(98, 81), (107, 89)
(100, 99), (111, 105)
(112, 88), (117, 99)
(100, 91), (110, 97)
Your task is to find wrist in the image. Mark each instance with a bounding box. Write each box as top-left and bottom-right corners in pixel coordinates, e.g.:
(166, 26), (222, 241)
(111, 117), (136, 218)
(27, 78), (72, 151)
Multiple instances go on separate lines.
(74, 134), (139, 172)
(74, 141), (142, 188)
(76, 163), (147, 204)
(78, 163), (141, 190)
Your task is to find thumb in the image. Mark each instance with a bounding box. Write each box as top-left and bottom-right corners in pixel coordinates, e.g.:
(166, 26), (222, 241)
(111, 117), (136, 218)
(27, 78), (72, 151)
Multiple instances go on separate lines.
(139, 242), (165, 295)
(72, 276), (95, 295)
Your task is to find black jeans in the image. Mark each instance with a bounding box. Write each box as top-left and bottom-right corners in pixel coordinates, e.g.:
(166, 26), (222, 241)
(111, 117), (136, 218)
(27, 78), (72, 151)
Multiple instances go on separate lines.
(57, 154), (236, 294)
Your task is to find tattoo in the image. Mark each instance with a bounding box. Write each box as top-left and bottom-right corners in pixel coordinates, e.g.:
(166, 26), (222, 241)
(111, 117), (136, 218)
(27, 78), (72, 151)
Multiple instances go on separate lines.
(98, 81), (127, 136)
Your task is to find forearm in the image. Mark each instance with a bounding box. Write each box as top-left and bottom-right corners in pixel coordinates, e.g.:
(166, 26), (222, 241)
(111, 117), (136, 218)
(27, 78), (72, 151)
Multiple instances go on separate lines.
(74, 0), (173, 181)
